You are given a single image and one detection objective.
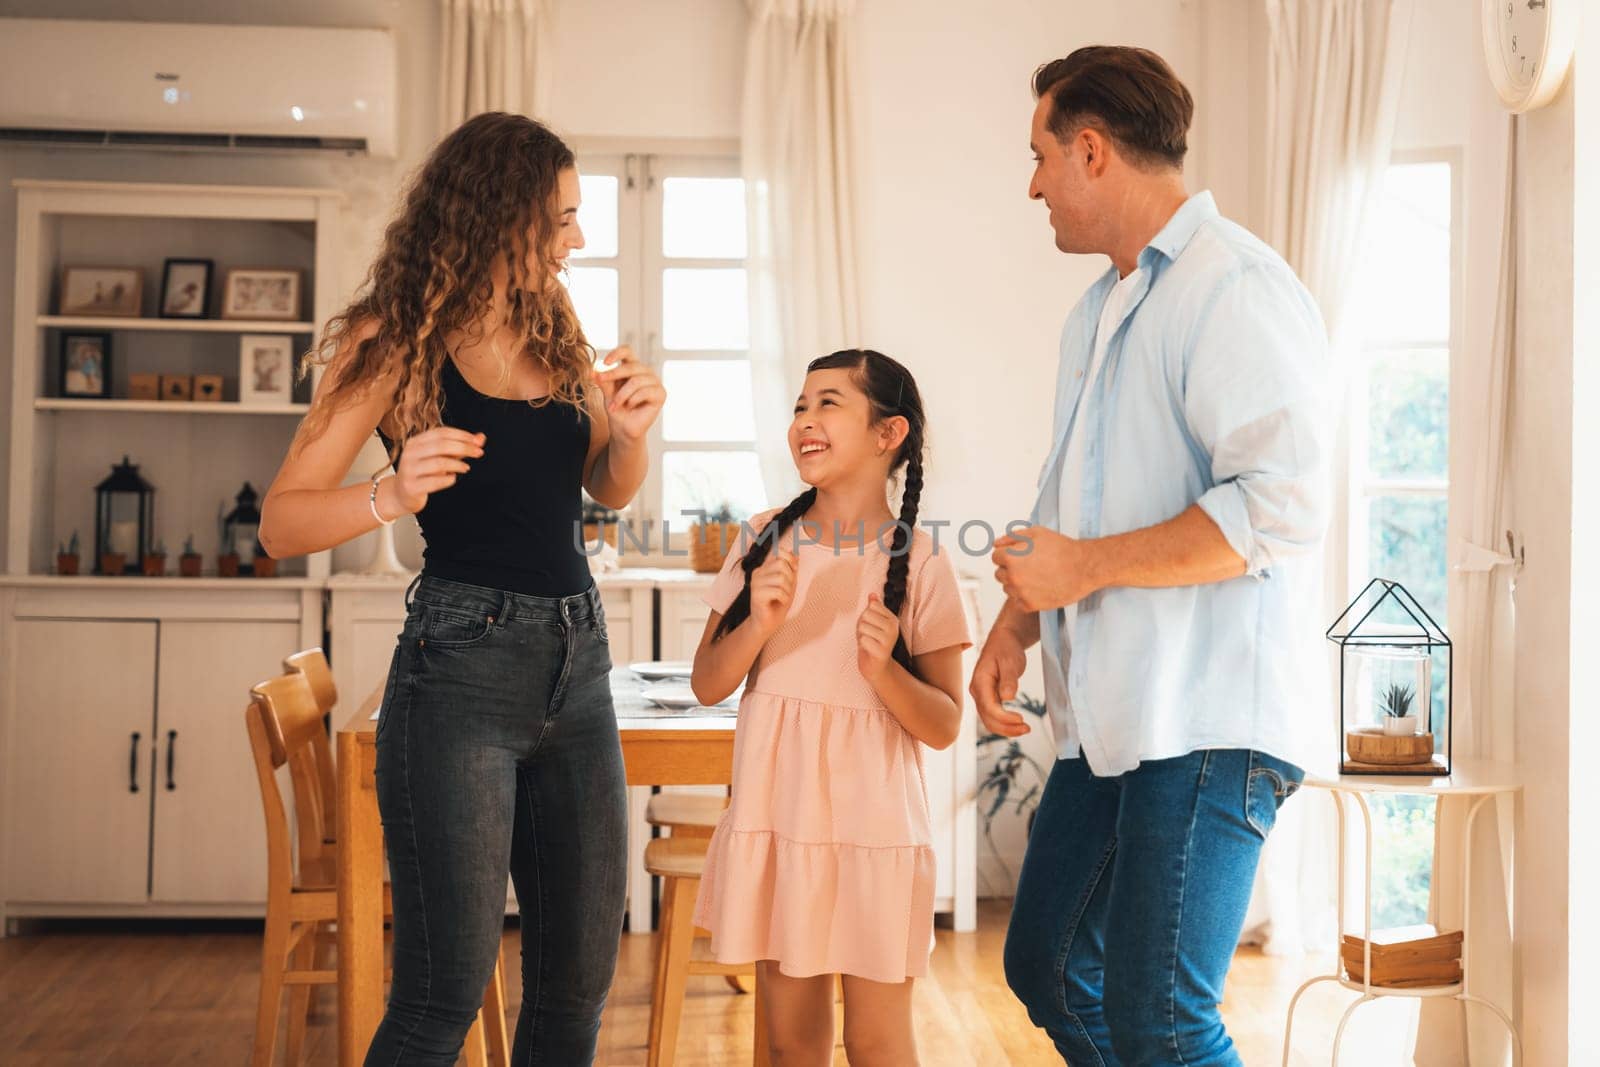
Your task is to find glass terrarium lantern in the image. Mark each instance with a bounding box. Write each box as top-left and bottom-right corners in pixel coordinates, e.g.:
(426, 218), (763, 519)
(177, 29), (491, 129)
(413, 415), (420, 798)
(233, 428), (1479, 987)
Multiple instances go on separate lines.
(1327, 579), (1451, 776)
(94, 456), (154, 575)
(223, 482), (263, 568)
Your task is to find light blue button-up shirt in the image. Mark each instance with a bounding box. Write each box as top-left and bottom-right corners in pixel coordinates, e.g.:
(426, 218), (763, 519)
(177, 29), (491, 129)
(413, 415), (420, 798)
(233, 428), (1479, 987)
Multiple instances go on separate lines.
(1031, 191), (1332, 775)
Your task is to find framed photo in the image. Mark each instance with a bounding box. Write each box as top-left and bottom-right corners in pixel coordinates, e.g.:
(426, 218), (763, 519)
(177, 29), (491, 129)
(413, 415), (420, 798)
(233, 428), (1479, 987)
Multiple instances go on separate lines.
(60, 332), (112, 398)
(59, 267), (142, 317)
(159, 258), (213, 319)
(221, 269), (301, 321)
(239, 335), (295, 404)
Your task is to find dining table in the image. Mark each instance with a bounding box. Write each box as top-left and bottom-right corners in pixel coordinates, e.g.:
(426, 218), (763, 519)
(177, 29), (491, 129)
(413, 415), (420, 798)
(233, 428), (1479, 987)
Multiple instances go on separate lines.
(335, 667), (740, 1066)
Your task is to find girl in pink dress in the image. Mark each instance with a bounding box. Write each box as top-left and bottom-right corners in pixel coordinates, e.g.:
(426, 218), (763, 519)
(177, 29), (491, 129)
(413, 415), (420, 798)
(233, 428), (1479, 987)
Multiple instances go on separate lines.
(690, 349), (972, 1064)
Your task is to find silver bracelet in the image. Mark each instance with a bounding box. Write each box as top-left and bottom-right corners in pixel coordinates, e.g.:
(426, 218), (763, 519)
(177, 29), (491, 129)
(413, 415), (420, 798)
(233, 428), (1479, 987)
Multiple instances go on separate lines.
(370, 473), (396, 527)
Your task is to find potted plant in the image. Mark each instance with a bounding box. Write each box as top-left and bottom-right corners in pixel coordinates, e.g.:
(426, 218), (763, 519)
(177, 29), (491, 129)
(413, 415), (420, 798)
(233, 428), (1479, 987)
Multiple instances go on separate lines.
(179, 535), (203, 577)
(581, 494), (620, 548)
(141, 539), (167, 577)
(976, 693), (1051, 889)
(252, 547), (278, 579)
(690, 503), (745, 573)
(1381, 683), (1419, 736)
(99, 549), (126, 575)
(56, 531), (81, 576)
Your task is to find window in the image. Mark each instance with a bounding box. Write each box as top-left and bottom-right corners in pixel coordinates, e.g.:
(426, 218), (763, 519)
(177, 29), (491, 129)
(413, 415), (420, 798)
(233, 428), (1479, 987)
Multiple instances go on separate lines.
(564, 153), (766, 534)
(1346, 155), (1458, 928)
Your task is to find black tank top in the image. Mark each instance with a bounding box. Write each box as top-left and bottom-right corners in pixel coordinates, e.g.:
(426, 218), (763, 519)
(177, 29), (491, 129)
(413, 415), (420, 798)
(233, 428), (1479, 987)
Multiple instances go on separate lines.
(377, 356), (593, 597)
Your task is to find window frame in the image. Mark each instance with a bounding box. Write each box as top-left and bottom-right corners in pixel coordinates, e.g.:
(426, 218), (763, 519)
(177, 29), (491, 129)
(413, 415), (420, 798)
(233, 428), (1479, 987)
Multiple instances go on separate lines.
(1345, 147), (1463, 619)
(570, 145), (757, 560)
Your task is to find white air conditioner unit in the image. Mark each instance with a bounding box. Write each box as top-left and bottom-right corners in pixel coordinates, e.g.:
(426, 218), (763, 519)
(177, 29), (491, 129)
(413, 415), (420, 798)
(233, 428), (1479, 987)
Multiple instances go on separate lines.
(0, 18), (397, 157)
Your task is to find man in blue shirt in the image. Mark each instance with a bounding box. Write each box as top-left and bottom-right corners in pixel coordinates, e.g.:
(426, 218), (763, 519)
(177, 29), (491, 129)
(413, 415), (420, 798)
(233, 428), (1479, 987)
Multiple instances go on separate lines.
(972, 46), (1331, 1065)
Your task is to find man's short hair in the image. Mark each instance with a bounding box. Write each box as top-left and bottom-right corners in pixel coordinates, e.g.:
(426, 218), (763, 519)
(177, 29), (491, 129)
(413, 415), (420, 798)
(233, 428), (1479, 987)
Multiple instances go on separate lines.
(1033, 46), (1194, 171)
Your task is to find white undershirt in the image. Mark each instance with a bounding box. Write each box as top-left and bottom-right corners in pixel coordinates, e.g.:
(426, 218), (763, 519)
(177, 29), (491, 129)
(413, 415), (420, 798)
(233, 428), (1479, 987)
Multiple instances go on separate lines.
(1057, 267), (1143, 639)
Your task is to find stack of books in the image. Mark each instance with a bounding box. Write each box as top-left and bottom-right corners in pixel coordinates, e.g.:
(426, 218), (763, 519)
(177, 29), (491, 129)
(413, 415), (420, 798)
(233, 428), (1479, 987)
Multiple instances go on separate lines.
(1341, 924), (1463, 988)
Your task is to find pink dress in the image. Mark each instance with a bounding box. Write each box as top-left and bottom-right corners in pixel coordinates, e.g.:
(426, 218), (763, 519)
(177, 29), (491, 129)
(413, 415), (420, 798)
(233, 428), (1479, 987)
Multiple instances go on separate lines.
(692, 510), (973, 983)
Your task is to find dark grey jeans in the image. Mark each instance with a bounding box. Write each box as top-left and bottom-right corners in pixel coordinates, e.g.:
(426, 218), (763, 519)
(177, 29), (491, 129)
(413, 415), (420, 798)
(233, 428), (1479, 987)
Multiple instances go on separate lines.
(364, 574), (628, 1066)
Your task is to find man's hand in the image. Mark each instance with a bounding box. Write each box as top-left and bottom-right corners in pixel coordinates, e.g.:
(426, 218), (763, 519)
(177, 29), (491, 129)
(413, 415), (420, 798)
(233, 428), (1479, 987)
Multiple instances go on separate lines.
(992, 525), (1099, 613)
(970, 624), (1031, 738)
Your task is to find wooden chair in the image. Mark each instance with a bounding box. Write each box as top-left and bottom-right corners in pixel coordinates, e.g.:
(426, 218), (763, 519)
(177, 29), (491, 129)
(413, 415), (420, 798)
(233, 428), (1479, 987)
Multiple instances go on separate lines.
(247, 669), (509, 1066)
(645, 791), (752, 996)
(644, 791), (727, 840)
(645, 836), (768, 1067)
(282, 648), (338, 847)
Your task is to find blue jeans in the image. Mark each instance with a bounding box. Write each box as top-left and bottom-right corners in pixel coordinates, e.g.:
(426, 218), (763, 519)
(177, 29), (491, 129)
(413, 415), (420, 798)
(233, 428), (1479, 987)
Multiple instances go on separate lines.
(1004, 749), (1303, 1066)
(364, 575), (629, 1066)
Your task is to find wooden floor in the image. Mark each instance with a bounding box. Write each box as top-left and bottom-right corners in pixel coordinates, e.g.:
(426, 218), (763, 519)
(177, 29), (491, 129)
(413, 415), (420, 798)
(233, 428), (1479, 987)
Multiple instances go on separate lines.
(0, 899), (1395, 1065)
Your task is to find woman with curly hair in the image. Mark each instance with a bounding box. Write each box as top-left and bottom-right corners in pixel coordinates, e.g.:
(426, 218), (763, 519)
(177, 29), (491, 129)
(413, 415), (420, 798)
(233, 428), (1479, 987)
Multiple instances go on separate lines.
(259, 111), (664, 1064)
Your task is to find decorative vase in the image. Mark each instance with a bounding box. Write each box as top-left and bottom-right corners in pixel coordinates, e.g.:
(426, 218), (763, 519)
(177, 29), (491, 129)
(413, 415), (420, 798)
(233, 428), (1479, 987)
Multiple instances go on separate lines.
(1382, 715), (1419, 737)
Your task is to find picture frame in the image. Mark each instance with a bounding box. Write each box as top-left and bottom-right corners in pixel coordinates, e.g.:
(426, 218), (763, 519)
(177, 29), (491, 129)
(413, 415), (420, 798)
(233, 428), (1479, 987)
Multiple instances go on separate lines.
(59, 267), (142, 318)
(221, 268), (301, 321)
(159, 258), (213, 319)
(59, 332), (112, 398)
(239, 335), (295, 404)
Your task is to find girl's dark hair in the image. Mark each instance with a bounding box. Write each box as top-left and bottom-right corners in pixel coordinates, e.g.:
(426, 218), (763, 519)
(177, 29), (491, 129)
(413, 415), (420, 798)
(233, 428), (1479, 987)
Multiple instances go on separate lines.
(712, 349), (926, 673)
(1032, 45), (1193, 171)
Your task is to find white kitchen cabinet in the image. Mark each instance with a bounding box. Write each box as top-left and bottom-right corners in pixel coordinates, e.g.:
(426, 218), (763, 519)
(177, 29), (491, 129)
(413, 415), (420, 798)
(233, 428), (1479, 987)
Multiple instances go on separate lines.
(4, 619), (158, 906)
(150, 619), (305, 905)
(0, 580), (324, 928)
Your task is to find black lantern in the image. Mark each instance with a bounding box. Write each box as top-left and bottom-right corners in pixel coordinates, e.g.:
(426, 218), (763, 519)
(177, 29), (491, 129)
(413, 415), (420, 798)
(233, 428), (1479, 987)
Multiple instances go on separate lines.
(1326, 579), (1452, 776)
(94, 456), (154, 575)
(223, 482), (263, 569)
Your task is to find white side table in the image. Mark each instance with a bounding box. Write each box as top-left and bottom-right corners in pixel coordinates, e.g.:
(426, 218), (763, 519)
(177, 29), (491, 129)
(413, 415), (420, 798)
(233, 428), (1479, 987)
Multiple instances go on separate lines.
(1281, 758), (1522, 1065)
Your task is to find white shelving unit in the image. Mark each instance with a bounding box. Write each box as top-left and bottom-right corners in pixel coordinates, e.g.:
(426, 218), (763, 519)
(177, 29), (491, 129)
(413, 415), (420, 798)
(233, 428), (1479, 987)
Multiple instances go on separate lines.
(34, 399), (310, 416)
(1, 180), (341, 927)
(6, 179), (342, 581)
(37, 315), (319, 333)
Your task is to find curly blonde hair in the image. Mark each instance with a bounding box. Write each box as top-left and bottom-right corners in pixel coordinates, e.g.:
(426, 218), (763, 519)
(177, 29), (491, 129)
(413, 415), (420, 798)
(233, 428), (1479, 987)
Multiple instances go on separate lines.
(297, 112), (594, 458)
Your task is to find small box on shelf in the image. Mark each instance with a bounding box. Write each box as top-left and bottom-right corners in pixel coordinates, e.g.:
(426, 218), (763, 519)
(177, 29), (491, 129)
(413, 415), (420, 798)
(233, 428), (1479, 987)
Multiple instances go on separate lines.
(194, 374), (224, 402)
(160, 375), (193, 402)
(129, 373), (161, 401)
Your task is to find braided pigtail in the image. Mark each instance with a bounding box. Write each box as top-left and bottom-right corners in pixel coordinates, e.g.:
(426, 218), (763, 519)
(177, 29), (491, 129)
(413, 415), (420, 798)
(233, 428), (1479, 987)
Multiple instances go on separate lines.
(711, 487), (818, 641)
(881, 425), (924, 672)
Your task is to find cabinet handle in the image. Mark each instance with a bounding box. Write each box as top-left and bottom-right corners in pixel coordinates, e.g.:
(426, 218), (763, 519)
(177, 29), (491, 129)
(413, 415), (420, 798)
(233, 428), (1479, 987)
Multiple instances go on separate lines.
(129, 732), (141, 793)
(165, 730), (178, 791)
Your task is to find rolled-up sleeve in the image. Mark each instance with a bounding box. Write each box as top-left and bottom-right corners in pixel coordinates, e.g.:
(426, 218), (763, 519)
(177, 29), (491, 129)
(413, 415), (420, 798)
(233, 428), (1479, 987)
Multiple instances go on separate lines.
(1184, 264), (1332, 578)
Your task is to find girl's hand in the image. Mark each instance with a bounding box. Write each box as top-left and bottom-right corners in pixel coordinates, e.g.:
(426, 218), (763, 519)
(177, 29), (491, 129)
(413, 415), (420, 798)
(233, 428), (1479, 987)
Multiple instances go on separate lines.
(856, 593), (901, 684)
(595, 345), (665, 444)
(748, 536), (798, 635)
(386, 426), (485, 516)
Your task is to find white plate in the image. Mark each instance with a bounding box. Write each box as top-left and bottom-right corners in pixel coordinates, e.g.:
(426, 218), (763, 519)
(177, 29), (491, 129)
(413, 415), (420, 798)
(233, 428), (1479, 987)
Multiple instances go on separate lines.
(630, 660), (694, 681)
(641, 682), (702, 709)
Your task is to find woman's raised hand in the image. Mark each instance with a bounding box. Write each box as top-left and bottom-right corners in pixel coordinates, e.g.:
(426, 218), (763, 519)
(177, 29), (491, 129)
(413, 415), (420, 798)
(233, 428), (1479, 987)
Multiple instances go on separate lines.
(385, 427), (486, 516)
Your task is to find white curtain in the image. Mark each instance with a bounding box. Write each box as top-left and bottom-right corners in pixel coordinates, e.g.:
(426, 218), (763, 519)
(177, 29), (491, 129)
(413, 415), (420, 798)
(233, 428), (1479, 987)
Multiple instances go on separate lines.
(1412, 116), (1520, 1067)
(741, 0), (864, 506)
(438, 0), (547, 132)
(1241, 0), (1414, 956)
